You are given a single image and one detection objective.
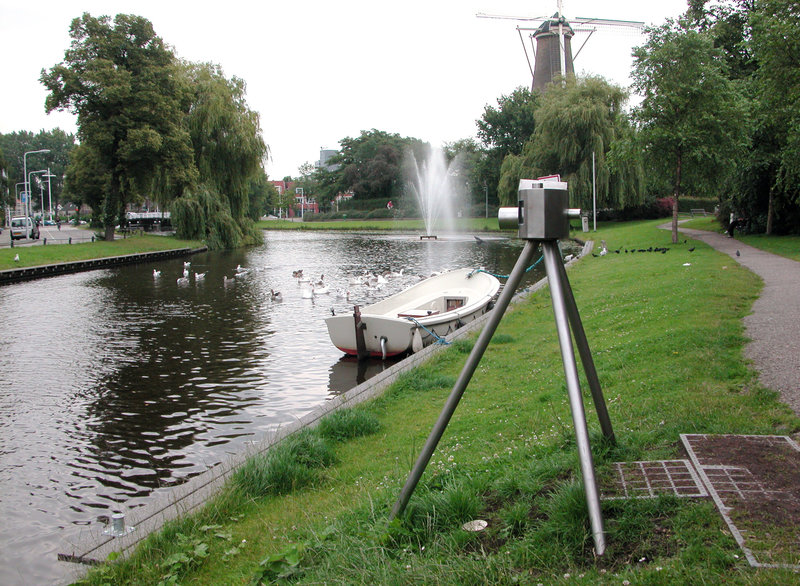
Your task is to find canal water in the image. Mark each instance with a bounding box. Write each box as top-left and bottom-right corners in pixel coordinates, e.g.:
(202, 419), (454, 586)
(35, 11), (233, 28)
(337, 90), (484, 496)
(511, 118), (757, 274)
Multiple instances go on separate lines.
(0, 230), (563, 584)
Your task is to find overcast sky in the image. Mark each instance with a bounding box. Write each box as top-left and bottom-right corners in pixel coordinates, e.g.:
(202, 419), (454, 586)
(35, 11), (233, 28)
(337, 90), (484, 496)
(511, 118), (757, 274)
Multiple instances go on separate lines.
(1, 1), (689, 179)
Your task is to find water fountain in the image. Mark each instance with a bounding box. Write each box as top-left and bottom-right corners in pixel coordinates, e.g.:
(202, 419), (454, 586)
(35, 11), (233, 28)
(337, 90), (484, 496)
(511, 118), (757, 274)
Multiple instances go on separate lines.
(405, 147), (460, 239)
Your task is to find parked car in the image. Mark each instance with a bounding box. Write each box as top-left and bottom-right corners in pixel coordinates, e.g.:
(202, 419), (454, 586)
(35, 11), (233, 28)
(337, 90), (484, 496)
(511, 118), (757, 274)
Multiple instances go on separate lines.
(10, 216), (40, 240)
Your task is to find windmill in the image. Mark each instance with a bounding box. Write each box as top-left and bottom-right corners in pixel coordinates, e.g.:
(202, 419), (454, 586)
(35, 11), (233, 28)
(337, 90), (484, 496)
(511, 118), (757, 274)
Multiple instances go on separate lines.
(478, 1), (644, 91)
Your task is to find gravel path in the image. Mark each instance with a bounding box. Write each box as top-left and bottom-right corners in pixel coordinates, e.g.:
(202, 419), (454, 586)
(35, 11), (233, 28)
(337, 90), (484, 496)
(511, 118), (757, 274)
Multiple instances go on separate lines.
(673, 225), (800, 415)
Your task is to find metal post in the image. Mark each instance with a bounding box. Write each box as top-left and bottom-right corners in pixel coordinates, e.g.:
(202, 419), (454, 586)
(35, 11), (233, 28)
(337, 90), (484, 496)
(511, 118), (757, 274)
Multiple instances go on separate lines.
(592, 151), (597, 232)
(541, 241), (605, 555)
(552, 250), (614, 441)
(390, 240), (539, 520)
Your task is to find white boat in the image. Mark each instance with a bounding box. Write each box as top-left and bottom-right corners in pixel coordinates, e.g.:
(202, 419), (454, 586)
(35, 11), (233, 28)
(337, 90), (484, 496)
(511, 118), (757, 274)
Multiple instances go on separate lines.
(324, 268), (501, 358)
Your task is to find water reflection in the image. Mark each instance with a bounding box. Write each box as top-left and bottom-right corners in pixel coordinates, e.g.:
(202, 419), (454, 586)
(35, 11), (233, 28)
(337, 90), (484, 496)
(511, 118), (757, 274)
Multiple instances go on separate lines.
(0, 230), (566, 584)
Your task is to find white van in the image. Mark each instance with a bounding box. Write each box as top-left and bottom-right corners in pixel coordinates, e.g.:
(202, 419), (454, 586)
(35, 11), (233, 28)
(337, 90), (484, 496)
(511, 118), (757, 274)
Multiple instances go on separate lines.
(10, 216), (40, 240)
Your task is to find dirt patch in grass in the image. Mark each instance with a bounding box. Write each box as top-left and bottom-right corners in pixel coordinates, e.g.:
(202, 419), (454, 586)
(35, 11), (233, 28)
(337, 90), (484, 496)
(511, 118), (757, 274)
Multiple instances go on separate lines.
(682, 434), (800, 567)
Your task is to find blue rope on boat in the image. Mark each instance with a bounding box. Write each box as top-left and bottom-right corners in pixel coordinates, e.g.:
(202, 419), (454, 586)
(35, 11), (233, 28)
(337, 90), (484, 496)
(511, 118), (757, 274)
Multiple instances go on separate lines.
(468, 254), (545, 280)
(404, 316), (450, 345)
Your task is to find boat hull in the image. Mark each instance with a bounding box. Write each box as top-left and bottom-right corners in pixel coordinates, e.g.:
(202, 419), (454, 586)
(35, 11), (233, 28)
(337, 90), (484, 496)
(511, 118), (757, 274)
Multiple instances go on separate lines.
(324, 268), (500, 357)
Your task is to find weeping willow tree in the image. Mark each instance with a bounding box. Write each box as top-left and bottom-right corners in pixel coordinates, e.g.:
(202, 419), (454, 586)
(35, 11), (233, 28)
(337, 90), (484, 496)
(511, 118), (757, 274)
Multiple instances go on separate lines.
(498, 76), (644, 209)
(170, 61), (268, 247)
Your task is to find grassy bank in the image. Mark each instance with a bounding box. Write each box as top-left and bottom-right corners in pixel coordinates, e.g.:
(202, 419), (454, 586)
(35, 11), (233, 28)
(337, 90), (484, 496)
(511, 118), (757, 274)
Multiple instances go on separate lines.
(80, 219), (798, 585)
(257, 217), (502, 232)
(0, 235), (204, 271)
(682, 217), (800, 262)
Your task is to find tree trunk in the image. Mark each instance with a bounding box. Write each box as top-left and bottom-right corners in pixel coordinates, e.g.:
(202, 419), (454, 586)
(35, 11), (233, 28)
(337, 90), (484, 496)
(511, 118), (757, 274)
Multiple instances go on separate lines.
(766, 186), (774, 235)
(671, 153), (682, 244)
(103, 172), (121, 241)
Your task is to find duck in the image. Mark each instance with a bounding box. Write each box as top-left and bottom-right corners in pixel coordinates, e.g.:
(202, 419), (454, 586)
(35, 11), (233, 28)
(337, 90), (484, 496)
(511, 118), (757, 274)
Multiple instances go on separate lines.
(270, 289), (283, 301)
(235, 264), (249, 274)
(194, 271), (206, 281)
(183, 261), (191, 268)
(183, 268), (189, 278)
(292, 269), (304, 279)
(223, 275), (234, 286)
(177, 276), (190, 286)
(153, 269), (161, 278)
(314, 274), (326, 287)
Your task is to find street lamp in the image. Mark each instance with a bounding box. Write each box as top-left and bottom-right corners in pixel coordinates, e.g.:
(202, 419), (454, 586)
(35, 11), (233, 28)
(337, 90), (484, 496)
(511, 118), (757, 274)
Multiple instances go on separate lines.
(23, 149), (50, 219)
(42, 169), (57, 221)
(28, 170), (47, 219)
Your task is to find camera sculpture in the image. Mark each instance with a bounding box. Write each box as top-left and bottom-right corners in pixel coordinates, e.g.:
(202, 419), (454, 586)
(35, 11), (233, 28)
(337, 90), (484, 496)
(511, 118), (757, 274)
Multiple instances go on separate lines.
(391, 179), (615, 556)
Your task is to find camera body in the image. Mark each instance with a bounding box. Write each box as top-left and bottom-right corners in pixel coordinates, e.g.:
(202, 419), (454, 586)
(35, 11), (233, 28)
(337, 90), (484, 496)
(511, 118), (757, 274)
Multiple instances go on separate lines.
(498, 179), (578, 241)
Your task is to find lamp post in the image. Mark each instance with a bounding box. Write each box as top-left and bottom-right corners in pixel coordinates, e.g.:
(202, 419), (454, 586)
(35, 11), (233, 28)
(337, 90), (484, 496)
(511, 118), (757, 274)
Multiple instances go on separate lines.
(43, 169), (57, 221)
(24, 149), (50, 219)
(28, 170), (47, 219)
(484, 182), (488, 219)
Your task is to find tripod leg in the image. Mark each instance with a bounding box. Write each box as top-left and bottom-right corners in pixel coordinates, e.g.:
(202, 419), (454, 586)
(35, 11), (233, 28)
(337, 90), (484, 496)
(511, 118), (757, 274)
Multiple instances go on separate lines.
(390, 240), (539, 520)
(541, 241), (606, 555)
(552, 251), (615, 442)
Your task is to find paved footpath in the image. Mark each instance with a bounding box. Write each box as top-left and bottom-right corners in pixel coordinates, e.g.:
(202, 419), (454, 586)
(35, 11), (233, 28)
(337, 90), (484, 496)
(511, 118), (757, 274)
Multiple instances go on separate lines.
(674, 225), (800, 416)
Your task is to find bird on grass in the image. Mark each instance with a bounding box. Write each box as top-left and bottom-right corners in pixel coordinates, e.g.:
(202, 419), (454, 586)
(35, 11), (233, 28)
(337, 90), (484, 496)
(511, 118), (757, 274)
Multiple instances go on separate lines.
(736, 250), (741, 257)
(14, 254), (20, 262)
(688, 247), (696, 252)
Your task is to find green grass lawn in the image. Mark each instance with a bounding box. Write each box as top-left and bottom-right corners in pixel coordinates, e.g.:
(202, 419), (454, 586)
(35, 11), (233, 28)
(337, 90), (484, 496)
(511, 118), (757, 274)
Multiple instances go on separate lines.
(681, 216), (800, 262)
(0, 235), (204, 271)
(79, 219), (799, 585)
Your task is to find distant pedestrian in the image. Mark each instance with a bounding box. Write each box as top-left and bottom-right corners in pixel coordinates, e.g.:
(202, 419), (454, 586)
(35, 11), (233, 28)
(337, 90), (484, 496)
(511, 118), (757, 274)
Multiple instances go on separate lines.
(57, 220), (61, 231)
(727, 216), (743, 238)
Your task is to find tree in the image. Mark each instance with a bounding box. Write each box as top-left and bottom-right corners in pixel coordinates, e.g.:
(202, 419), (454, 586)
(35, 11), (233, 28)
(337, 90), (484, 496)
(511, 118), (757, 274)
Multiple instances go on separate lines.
(476, 87), (540, 156)
(41, 13), (196, 240)
(329, 129), (425, 201)
(476, 87), (540, 209)
(750, 0), (800, 233)
(180, 62), (267, 223)
(498, 77), (644, 209)
(632, 19), (749, 243)
(0, 130), (75, 214)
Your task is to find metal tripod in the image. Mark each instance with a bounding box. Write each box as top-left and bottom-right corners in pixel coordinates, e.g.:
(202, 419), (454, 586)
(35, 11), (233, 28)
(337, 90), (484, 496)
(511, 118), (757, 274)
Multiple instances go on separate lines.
(389, 237), (615, 555)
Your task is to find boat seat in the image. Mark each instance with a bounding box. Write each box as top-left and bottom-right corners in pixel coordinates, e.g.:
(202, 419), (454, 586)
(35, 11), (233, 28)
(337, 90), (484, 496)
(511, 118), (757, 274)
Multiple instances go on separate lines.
(397, 309), (439, 318)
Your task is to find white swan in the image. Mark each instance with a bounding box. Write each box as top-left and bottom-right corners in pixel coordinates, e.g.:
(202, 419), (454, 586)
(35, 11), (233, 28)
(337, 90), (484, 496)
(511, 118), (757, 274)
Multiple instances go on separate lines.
(153, 269), (161, 278)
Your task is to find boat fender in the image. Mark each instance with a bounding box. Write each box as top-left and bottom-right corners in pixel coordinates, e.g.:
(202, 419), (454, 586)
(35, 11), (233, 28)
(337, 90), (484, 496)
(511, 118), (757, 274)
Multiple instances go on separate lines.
(411, 327), (423, 353)
(380, 336), (388, 360)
